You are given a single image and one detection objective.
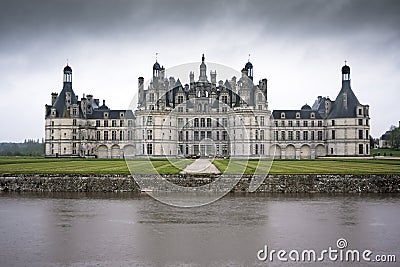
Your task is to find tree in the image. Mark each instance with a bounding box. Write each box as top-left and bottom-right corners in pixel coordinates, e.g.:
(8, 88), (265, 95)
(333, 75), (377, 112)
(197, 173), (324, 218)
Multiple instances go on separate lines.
(389, 126), (400, 149)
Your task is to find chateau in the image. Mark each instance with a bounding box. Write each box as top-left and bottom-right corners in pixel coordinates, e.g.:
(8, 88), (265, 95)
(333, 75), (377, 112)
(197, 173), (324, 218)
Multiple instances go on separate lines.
(45, 55), (370, 159)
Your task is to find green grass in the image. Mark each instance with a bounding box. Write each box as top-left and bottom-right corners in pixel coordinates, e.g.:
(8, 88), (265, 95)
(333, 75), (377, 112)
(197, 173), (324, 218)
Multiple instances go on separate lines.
(0, 157), (399, 175)
(371, 148), (400, 157)
(213, 159), (400, 175)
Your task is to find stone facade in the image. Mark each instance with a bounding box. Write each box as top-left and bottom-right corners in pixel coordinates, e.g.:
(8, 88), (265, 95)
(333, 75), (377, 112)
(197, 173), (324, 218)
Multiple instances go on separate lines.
(45, 55), (370, 159)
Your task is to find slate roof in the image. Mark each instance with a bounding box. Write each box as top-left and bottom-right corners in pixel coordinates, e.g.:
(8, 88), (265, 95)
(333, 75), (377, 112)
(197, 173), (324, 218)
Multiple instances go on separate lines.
(51, 83), (79, 118)
(87, 109), (135, 119)
(327, 80), (360, 118)
(272, 109), (323, 120)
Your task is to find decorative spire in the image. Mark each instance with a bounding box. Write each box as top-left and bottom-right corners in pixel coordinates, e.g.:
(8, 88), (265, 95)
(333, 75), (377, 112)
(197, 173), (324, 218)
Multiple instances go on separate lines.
(344, 60), (347, 65)
(248, 53), (250, 62)
(202, 53), (205, 63)
(156, 52), (158, 62)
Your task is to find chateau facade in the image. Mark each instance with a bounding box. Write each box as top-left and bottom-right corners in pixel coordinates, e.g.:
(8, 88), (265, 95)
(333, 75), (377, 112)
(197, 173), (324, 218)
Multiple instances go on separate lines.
(45, 55), (370, 159)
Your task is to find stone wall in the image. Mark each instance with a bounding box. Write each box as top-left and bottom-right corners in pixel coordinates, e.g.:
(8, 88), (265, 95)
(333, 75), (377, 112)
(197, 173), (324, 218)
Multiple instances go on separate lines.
(0, 174), (399, 193)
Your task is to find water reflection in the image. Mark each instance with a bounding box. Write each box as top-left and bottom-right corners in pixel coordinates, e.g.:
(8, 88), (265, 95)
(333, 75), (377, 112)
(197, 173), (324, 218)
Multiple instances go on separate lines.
(0, 192), (399, 266)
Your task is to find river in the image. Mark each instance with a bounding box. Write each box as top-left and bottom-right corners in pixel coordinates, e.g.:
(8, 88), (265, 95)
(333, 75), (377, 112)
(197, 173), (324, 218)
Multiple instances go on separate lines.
(0, 192), (399, 266)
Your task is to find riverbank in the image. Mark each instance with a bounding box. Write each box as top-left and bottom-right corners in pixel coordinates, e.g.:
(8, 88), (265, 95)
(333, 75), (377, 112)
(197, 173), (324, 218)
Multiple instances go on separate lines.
(1, 174), (399, 193)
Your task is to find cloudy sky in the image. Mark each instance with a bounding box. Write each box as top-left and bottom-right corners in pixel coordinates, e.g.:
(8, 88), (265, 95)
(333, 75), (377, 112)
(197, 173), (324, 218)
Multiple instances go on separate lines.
(0, 0), (399, 141)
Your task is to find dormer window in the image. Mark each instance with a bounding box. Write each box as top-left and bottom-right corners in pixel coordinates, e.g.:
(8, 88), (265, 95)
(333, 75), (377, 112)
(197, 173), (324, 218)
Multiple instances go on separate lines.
(311, 112), (315, 118)
(296, 112), (300, 119)
(120, 112), (124, 118)
(104, 112), (108, 118)
(280, 112), (285, 119)
(358, 108), (362, 115)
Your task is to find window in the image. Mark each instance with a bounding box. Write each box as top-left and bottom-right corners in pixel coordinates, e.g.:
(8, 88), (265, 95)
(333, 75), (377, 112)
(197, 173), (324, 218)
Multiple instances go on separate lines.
(120, 120), (124, 127)
(318, 121), (322, 127)
(207, 131), (212, 139)
(104, 131), (109, 141)
(311, 121), (315, 127)
(358, 109), (362, 115)
(331, 120), (335, 126)
(296, 121), (300, 127)
(331, 148), (334, 154)
(207, 118), (211, 127)
(311, 113), (315, 118)
(274, 131), (278, 140)
(317, 131), (323, 140)
(147, 116), (153, 126)
(149, 93), (154, 102)
(260, 116), (265, 126)
(222, 118), (228, 127)
(120, 131), (124, 141)
(288, 131), (293, 141)
(281, 112), (285, 119)
(366, 130), (369, 139)
(255, 144), (258, 154)
(366, 144), (369, 155)
(73, 119), (77, 126)
(288, 121), (293, 127)
(194, 118), (199, 127)
(216, 131), (220, 140)
(303, 131), (308, 140)
(303, 121), (308, 127)
(222, 131), (228, 141)
(200, 131), (205, 140)
(194, 131), (199, 141)
(255, 130), (258, 140)
(178, 118), (184, 128)
(201, 118), (206, 127)
(274, 121), (278, 127)
(147, 143), (153, 155)
(359, 144), (363, 154)
(281, 131), (286, 141)
(332, 130), (336, 140)
(128, 130), (133, 140)
(358, 119), (363, 126)
(280, 121), (285, 127)
(51, 121), (54, 126)
(260, 130), (265, 140)
(178, 107), (183, 113)
(296, 131), (300, 140)
(147, 130), (153, 140)
(296, 112), (300, 119)
(177, 95), (184, 104)
(358, 130), (363, 139)
(104, 120), (108, 127)
(128, 120), (133, 127)
(96, 120), (100, 127)
(221, 95), (228, 104)
(112, 120), (117, 127)
(96, 131), (101, 140)
(258, 105), (263, 110)
(222, 107), (227, 113)
(311, 131), (315, 140)
(178, 131), (183, 141)
(112, 131), (117, 140)
(366, 119), (369, 126)
(186, 131), (189, 141)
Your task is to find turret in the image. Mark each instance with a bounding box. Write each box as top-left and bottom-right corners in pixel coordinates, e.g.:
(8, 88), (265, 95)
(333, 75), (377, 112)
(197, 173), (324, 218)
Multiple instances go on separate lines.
(51, 92), (58, 105)
(199, 54), (208, 82)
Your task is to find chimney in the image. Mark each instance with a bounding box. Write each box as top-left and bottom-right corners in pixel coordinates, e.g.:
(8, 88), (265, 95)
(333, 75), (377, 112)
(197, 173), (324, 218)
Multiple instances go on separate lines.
(51, 92), (58, 105)
(318, 96), (322, 103)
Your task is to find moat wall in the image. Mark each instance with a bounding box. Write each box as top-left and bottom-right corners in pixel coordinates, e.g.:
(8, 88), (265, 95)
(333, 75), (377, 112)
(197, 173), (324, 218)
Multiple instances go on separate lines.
(1, 174), (400, 193)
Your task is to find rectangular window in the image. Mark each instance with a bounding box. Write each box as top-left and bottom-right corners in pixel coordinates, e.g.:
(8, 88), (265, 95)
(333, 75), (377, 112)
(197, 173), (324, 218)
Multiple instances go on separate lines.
(73, 119), (77, 126)
(216, 131), (220, 140)
(358, 109), (362, 115)
(96, 120), (100, 127)
(194, 118), (199, 127)
(317, 131), (323, 140)
(178, 107), (183, 113)
(178, 131), (183, 141)
(274, 121), (278, 127)
(280, 121), (285, 127)
(311, 121), (315, 127)
(311, 131), (315, 140)
(222, 131), (228, 141)
(255, 130), (258, 140)
(288, 131), (293, 141)
(104, 131), (108, 141)
(178, 118), (184, 128)
(359, 144), (363, 154)
(207, 118), (212, 127)
(260, 130), (265, 140)
(274, 131), (278, 140)
(260, 116), (265, 126)
(332, 120), (335, 126)
(128, 130), (133, 140)
(112, 120), (116, 127)
(318, 121), (322, 127)
(296, 121), (300, 127)
(296, 131), (300, 140)
(366, 130), (369, 139)
(303, 131), (308, 140)
(221, 95), (228, 104)
(147, 143), (153, 155)
(358, 119), (363, 126)
(186, 131), (189, 141)
(112, 130), (117, 140)
(120, 131), (124, 141)
(303, 121), (308, 127)
(222, 118), (228, 127)
(128, 120), (133, 127)
(104, 120), (108, 127)
(359, 129), (363, 139)
(332, 130), (336, 140)
(281, 131), (286, 141)
(201, 118), (206, 127)
(147, 130), (153, 140)
(207, 131), (212, 139)
(288, 121), (293, 127)
(147, 116), (153, 126)
(96, 131), (101, 141)
(194, 131), (199, 141)
(200, 131), (205, 140)
(177, 95), (184, 104)
(120, 120), (124, 127)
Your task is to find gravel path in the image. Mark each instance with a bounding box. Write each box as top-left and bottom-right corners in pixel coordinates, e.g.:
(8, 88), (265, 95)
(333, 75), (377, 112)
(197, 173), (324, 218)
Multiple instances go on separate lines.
(181, 158), (221, 174)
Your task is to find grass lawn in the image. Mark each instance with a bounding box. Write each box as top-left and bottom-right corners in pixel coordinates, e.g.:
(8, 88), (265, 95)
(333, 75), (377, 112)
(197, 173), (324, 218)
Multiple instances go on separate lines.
(371, 148), (400, 157)
(0, 157), (399, 175)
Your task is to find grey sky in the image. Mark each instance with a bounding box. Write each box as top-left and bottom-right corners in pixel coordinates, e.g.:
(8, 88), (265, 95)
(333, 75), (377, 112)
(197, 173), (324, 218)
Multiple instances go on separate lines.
(0, 0), (399, 141)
